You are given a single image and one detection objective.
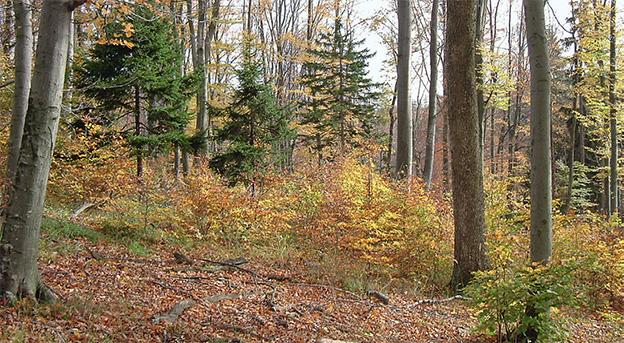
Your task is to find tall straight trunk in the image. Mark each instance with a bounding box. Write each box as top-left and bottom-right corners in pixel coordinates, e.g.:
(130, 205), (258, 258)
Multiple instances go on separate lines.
(205, 0), (221, 152)
(6, 0), (33, 184)
(475, 0), (486, 161)
(395, 0), (413, 178)
(388, 80), (398, 171)
(564, 24), (579, 213)
(195, 0), (208, 156)
(447, 0), (487, 291)
(134, 86), (143, 178)
(524, 0), (552, 339)
(187, 0), (198, 68)
(423, 0), (439, 189)
(609, 0), (618, 214)
(0, 0), (84, 303)
(525, 0), (552, 264)
(508, 6), (524, 175)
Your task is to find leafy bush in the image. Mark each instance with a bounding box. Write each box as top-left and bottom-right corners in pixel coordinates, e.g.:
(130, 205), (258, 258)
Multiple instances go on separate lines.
(466, 262), (580, 342)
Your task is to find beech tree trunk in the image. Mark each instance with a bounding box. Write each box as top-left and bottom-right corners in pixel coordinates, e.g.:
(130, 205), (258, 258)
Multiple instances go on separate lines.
(395, 0), (413, 178)
(447, 0), (487, 291)
(525, 0), (552, 265)
(423, 0), (439, 189)
(6, 0), (33, 184)
(524, 1), (552, 339)
(195, 0), (208, 156)
(609, 0), (618, 215)
(0, 0), (84, 303)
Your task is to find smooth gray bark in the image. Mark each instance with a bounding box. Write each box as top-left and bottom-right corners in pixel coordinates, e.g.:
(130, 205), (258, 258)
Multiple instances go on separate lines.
(447, 0), (487, 291)
(524, 0), (552, 264)
(423, 0), (439, 189)
(395, 0), (413, 178)
(6, 0), (33, 184)
(0, 0), (83, 302)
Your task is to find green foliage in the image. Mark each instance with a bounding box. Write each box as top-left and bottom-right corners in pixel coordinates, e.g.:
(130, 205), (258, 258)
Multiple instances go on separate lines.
(300, 19), (382, 159)
(554, 160), (595, 211)
(466, 262), (580, 342)
(76, 2), (197, 157)
(41, 217), (102, 243)
(210, 58), (295, 184)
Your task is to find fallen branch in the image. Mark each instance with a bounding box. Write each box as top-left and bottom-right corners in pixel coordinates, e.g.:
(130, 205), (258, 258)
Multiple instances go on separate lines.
(70, 200), (106, 220)
(367, 290), (390, 305)
(152, 299), (196, 324)
(404, 295), (470, 308)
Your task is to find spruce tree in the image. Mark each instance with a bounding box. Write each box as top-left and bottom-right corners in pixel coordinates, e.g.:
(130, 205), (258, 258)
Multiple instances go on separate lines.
(76, 4), (197, 174)
(210, 57), (294, 185)
(300, 19), (381, 161)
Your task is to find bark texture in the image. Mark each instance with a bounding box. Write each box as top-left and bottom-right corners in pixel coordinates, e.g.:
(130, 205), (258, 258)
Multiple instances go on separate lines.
(524, 0), (552, 264)
(0, 0), (77, 302)
(6, 0), (33, 183)
(447, 0), (487, 291)
(395, 0), (413, 178)
(609, 0), (618, 214)
(423, 0), (439, 189)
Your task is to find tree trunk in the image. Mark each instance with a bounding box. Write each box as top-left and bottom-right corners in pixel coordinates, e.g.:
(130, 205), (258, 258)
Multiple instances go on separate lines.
(395, 0), (413, 178)
(388, 80), (397, 172)
(447, 0), (487, 291)
(423, 0), (439, 189)
(609, 0), (618, 215)
(134, 85), (143, 178)
(196, 0), (208, 156)
(475, 0), (486, 162)
(525, 0), (552, 264)
(6, 0), (33, 184)
(0, 0), (84, 303)
(524, 1), (552, 339)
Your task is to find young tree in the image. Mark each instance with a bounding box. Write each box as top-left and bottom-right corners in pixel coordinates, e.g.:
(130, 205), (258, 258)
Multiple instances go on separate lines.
(210, 58), (294, 185)
(447, 0), (487, 291)
(0, 0), (85, 303)
(395, 0), (412, 178)
(423, 0), (439, 189)
(5, 0), (32, 183)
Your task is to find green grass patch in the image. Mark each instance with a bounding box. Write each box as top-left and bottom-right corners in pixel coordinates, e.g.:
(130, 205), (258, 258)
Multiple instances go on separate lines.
(41, 217), (102, 243)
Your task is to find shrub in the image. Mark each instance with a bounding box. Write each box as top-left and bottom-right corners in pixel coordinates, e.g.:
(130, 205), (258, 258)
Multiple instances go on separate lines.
(466, 261), (580, 343)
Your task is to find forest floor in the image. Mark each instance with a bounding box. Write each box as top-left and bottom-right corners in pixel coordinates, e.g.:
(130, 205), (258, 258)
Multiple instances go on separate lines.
(0, 218), (622, 343)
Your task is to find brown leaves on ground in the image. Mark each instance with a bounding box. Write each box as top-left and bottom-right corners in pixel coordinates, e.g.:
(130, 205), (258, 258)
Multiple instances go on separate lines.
(0, 239), (620, 342)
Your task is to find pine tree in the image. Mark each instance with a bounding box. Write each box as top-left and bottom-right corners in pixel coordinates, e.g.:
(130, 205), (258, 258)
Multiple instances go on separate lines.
(210, 57), (294, 185)
(300, 18), (382, 162)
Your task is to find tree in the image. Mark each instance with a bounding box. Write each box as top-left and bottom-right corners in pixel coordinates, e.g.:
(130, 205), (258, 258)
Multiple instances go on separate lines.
(0, 0), (85, 303)
(210, 58), (294, 185)
(608, 0), (618, 214)
(446, 0), (488, 291)
(524, 0), (552, 339)
(77, 4), (197, 177)
(300, 17), (381, 162)
(423, 0), (439, 189)
(395, 0), (412, 178)
(5, 0), (32, 183)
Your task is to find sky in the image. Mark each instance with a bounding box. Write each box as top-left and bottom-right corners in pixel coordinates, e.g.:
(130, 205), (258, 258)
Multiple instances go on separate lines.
(355, 0), (575, 89)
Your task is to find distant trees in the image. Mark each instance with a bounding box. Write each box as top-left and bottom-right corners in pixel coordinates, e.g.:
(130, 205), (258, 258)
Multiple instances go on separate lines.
(0, 0), (85, 303)
(300, 17), (381, 162)
(395, 0), (412, 178)
(446, 0), (488, 291)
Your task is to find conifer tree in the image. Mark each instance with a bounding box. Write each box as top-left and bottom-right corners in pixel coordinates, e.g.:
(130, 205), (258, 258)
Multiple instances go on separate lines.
(300, 18), (381, 162)
(210, 57), (294, 185)
(76, 4), (197, 176)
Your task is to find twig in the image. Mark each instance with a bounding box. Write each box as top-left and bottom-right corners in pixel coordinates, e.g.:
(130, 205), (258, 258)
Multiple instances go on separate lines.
(403, 295), (470, 308)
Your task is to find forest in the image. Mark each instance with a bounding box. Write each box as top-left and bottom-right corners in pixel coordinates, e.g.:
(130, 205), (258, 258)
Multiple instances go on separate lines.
(0, 0), (622, 342)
